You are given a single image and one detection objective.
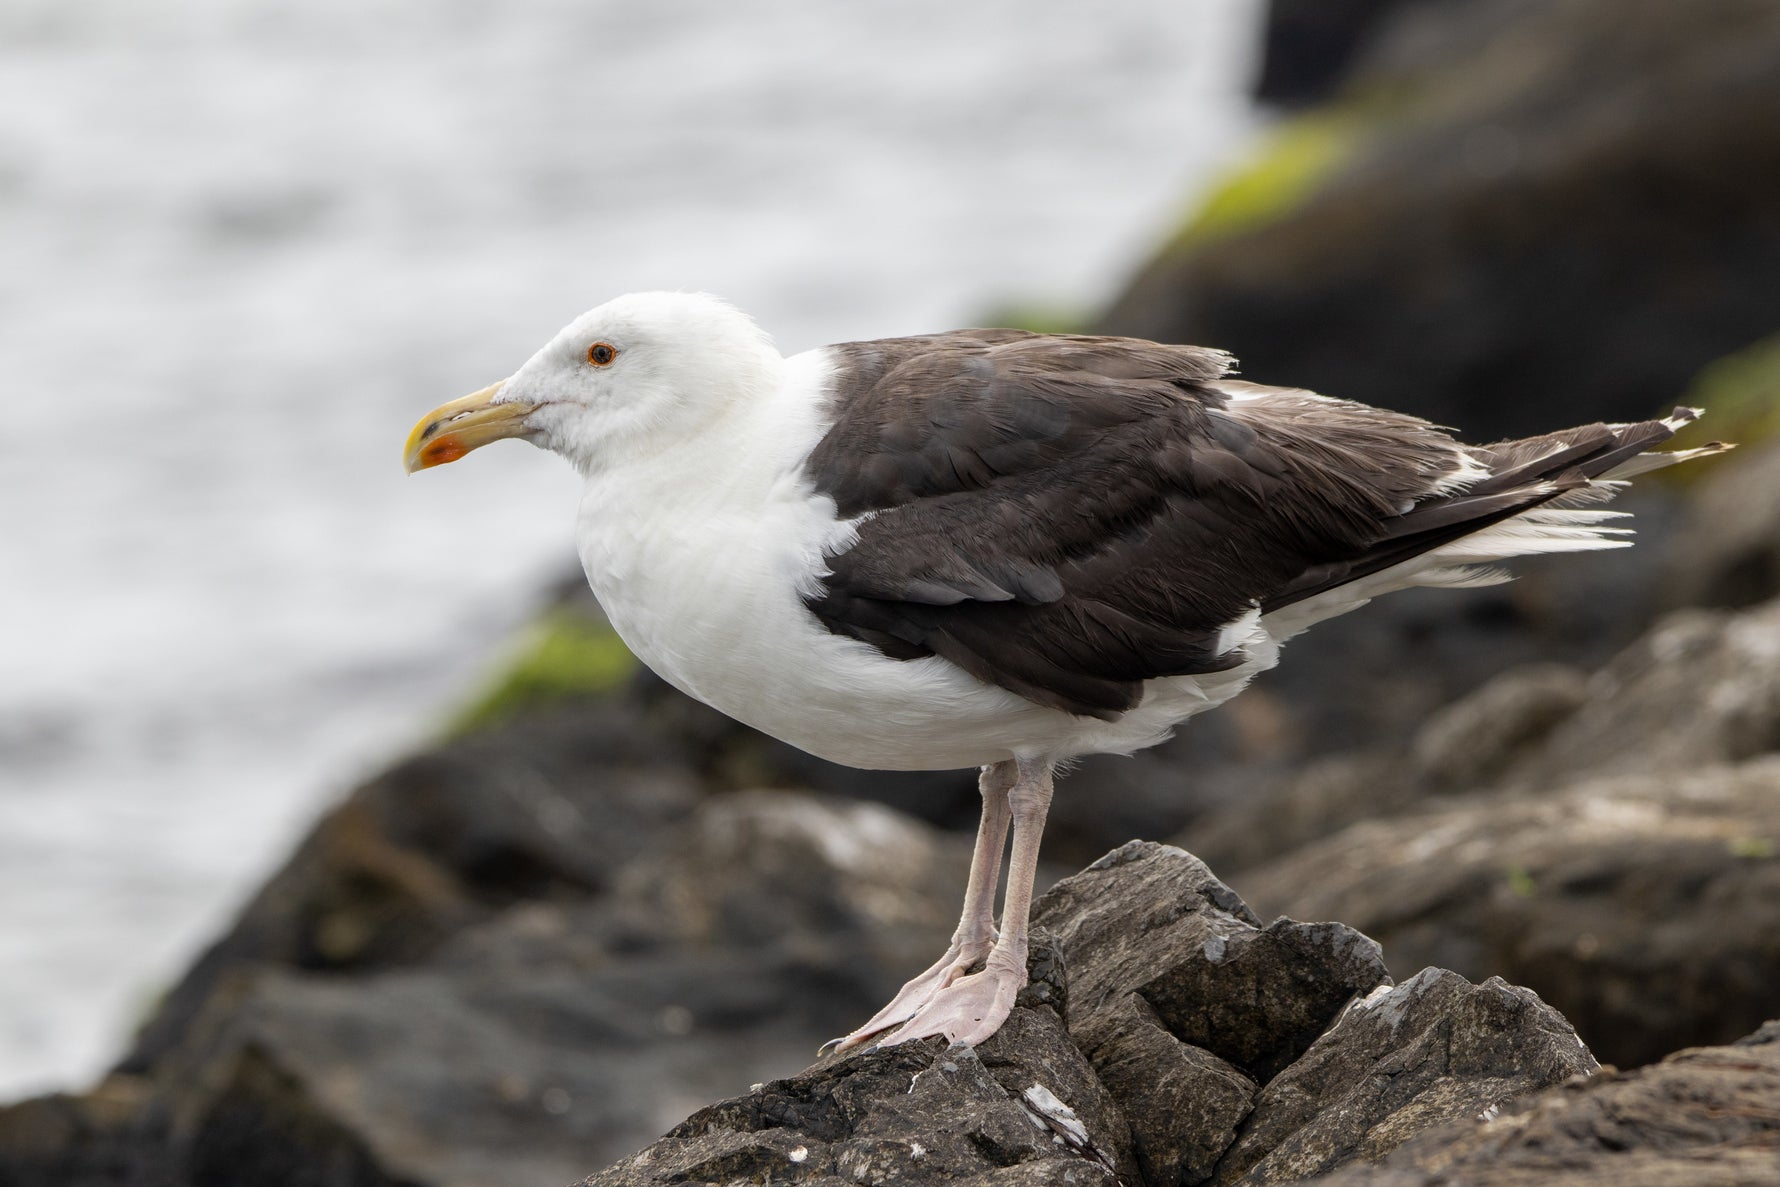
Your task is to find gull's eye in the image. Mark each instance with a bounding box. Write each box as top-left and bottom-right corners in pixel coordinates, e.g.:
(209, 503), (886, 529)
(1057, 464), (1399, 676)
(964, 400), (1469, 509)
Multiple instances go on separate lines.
(587, 342), (618, 366)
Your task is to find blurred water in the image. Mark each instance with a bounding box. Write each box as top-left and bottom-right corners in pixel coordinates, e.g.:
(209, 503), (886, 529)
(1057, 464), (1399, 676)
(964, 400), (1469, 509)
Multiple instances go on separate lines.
(0, 0), (1264, 1096)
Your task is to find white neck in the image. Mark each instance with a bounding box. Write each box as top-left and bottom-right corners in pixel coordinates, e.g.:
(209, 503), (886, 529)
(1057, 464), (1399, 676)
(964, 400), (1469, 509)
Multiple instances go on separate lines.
(571, 346), (848, 702)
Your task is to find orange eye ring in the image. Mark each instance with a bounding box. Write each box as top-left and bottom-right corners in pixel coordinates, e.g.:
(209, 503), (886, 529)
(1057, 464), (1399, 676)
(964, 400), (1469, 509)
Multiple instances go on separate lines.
(587, 342), (618, 366)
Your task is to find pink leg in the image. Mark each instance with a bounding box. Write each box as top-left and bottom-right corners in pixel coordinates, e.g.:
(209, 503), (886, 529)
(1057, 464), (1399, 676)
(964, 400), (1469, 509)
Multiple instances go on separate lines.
(822, 761), (1016, 1053)
(882, 757), (1054, 1048)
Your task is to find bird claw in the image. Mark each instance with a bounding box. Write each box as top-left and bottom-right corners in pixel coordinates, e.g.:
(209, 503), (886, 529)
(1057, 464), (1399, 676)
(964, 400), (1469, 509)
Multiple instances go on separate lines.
(820, 937), (992, 1055)
(878, 962), (1024, 1049)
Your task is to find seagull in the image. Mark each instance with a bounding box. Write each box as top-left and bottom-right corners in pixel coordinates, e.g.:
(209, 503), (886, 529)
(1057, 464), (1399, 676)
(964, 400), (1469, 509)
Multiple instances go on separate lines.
(403, 291), (1725, 1051)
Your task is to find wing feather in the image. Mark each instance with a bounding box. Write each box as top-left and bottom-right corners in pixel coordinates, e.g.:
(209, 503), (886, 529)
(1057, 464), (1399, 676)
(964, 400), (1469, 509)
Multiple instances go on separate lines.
(800, 331), (1695, 717)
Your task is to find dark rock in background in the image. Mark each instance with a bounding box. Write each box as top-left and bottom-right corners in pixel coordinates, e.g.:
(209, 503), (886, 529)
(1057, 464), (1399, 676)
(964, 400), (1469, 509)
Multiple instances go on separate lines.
(121, 701), (712, 1075)
(1661, 437), (1780, 612)
(1107, 0), (1780, 442)
(1199, 595), (1780, 1067)
(1255, 0), (1441, 107)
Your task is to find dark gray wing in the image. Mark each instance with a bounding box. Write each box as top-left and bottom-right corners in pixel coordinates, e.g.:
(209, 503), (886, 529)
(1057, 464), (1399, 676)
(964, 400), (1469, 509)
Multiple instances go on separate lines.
(801, 331), (1667, 718)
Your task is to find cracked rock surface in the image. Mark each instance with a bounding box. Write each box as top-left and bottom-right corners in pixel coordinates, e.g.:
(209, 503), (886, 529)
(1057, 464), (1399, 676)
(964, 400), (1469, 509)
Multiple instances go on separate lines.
(581, 843), (1596, 1187)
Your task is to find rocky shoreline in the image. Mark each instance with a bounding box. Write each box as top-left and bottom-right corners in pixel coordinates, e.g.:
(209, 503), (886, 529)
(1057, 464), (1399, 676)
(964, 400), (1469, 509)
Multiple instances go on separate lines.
(6, 1), (1780, 1183)
(6, 453), (1776, 1184)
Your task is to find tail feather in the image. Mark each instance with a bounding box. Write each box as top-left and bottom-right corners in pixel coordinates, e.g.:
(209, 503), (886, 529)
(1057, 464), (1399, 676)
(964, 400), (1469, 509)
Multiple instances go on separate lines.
(1262, 407), (1731, 623)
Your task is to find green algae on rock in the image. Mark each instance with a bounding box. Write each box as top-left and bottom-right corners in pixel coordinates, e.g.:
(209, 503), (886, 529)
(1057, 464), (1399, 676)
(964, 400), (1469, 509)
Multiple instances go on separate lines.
(450, 611), (637, 735)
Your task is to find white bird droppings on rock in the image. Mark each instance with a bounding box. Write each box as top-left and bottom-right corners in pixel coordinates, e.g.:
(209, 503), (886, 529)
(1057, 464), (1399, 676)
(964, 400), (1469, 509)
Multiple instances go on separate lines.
(1022, 1085), (1089, 1145)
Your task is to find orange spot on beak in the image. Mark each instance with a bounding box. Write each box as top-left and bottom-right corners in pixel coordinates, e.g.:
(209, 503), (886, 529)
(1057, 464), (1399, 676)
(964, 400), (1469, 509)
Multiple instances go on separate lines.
(403, 381), (533, 473)
(422, 436), (468, 467)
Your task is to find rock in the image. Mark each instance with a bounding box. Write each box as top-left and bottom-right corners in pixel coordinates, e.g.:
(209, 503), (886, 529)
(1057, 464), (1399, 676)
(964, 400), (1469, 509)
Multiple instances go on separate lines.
(1241, 758), (1780, 1068)
(1662, 437), (1780, 611)
(1404, 663), (1590, 794)
(122, 702), (708, 1074)
(1034, 843), (1392, 1185)
(1220, 969), (1597, 1184)
(581, 842), (1593, 1187)
(1186, 589), (1780, 880)
(1103, 0), (1780, 442)
(1183, 661), (1590, 876)
(1254, 0), (1437, 107)
(1501, 601), (1780, 791)
(1310, 1022), (1780, 1185)
(1179, 593), (1780, 1070)
(1185, 655), (1593, 872)
(584, 1001), (1136, 1187)
(603, 790), (978, 997)
(1032, 844), (1391, 1084)
(0, 1078), (170, 1187)
(1087, 996), (1255, 1185)
(2, 822), (1608, 1187)
(1, 791), (975, 1186)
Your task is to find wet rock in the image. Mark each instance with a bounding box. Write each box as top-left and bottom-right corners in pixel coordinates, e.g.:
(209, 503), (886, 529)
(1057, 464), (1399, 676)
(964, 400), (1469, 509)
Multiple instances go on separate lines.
(1243, 758), (1780, 1068)
(1312, 1022), (1780, 1186)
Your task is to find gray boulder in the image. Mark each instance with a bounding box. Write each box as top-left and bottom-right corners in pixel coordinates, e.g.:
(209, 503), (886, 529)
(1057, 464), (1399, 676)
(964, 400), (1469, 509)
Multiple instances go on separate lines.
(1179, 592), (1780, 1070)
(1311, 1022), (1780, 1186)
(1190, 590), (1780, 877)
(584, 842), (1596, 1187)
(1240, 759), (1780, 1068)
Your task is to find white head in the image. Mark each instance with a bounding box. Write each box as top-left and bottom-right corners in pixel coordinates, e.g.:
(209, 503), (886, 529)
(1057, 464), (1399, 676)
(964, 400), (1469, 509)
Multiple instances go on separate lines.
(404, 291), (781, 475)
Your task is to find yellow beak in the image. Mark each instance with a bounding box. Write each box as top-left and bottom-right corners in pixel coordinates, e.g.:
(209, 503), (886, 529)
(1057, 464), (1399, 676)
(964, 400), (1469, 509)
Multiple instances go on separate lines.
(403, 382), (539, 473)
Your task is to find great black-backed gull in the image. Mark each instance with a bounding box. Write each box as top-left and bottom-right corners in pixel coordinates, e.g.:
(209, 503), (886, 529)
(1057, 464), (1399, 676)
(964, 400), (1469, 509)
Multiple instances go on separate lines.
(403, 291), (1726, 1051)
